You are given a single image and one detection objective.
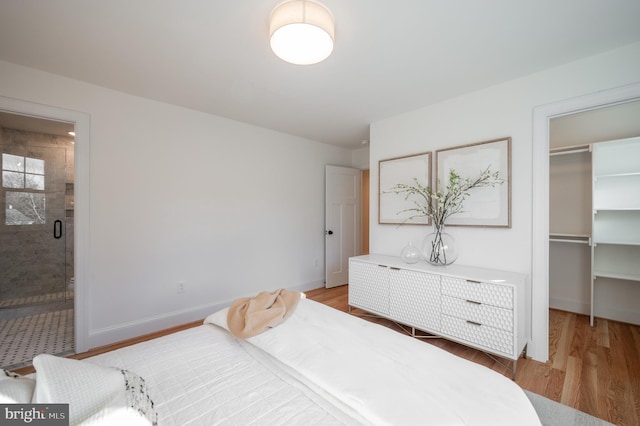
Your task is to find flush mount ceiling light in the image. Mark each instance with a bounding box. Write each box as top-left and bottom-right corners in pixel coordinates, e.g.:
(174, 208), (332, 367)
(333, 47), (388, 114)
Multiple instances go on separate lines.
(269, 0), (335, 65)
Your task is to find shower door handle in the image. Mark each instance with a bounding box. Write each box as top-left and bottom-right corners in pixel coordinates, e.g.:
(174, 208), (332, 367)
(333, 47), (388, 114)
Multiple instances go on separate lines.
(53, 220), (63, 239)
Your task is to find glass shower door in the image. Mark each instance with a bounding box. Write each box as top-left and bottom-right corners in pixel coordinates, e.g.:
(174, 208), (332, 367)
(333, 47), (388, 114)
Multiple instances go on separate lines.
(1, 145), (68, 301)
(0, 140), (73, 368)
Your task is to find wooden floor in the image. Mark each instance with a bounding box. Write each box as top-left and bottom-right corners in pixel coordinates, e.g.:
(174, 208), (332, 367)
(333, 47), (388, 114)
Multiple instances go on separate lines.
(306, 285), (640, 426)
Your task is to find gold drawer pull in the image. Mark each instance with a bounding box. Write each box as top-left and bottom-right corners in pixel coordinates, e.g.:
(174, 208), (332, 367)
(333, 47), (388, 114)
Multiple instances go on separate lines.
(466, 299), (481, 305)
(466, 320), (482, 326)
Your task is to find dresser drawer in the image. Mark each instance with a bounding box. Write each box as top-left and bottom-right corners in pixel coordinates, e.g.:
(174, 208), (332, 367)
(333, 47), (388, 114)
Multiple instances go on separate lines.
(389, 268), (440, 332)
(441, 276), (513, 309)
(441, 314), (514, 357)
(348, 260), (390, 315)
(442, 295), (513, 332)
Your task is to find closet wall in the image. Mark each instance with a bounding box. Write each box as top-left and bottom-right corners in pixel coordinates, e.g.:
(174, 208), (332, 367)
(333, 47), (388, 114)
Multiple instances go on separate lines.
(549, 100), (640, 325)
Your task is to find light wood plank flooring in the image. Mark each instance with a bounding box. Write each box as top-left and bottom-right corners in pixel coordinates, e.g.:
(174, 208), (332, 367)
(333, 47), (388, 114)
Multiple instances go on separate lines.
(306, 285), (640, 426)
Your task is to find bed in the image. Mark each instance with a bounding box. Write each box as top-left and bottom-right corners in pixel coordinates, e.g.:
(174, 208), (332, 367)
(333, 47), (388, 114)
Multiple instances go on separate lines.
(3, 295), (542, 425)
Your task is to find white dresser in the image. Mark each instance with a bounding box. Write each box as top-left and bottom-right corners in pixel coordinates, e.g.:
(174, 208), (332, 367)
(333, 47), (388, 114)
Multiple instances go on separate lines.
(348, 254), (530, 377)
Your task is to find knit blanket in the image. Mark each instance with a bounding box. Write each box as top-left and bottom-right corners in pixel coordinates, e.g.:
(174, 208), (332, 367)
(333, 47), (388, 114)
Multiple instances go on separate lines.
(227, 288), (301, 339)
(31, 354), (157, 426)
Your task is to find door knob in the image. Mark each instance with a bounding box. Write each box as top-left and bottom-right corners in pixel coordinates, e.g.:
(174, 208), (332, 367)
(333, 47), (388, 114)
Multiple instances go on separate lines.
(326, 230), (334, 235)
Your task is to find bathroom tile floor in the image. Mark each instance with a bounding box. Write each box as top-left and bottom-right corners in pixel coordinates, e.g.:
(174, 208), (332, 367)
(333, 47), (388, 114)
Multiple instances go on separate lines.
(0, 291), (71, 308)
(0, 293), (74, 370)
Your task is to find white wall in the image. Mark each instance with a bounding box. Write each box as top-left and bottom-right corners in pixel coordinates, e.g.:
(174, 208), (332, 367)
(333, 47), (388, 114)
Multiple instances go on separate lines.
(0, 60), (353, 349)
(351, 145), (370, 170)
(369, 41), (640, 361)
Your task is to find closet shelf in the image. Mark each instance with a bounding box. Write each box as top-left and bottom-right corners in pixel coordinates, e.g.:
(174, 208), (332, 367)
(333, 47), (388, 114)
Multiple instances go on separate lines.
(594, 207), (640, 212)
(595, 171), (640, 179)
(593, 270), (640, 282)
(593, 240), (640, 247)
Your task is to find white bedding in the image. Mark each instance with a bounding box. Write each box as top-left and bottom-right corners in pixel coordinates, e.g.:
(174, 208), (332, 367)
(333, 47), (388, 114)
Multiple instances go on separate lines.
(85, 297), (541, 425)
(32, 354), (157, 425)
(86, 322), (360, 425)
(206, 298), (542, 426)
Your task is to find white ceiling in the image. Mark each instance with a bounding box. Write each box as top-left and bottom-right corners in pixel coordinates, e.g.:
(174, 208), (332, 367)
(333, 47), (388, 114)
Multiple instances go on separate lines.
(1, 0), (639, 149)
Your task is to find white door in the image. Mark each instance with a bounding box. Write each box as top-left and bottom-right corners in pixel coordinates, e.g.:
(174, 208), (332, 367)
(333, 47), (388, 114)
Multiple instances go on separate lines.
(325, 165), (361, 288)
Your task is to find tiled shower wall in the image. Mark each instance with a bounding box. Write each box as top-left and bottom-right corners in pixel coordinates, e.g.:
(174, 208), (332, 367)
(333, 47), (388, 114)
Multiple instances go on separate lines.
(0, 128), (74, 301)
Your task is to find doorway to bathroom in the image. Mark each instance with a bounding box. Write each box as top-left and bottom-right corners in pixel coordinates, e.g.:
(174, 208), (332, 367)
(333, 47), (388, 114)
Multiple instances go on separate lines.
(0, 112), (75, 369)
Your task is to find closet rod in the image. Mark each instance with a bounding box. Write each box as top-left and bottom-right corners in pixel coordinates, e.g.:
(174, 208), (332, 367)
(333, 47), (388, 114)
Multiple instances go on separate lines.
(549, 147), (591, 156)
(549, 237), (591, 245)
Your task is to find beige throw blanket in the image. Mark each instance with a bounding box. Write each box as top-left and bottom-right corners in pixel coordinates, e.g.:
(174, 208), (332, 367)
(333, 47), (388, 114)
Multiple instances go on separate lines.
(227, 288), (301, 339)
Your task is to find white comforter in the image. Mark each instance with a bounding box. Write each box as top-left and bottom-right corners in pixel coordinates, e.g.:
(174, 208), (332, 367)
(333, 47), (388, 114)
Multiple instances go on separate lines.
(206, 298), (541, 426)
(86, 323), (358, 425)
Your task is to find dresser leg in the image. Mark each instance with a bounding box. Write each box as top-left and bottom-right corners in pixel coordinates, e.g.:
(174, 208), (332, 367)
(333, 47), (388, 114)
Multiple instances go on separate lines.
(512, 344), (527, 380)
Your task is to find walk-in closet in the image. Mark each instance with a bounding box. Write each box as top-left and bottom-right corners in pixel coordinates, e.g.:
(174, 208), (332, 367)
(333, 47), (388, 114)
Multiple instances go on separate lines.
(549, 101), (640, 326)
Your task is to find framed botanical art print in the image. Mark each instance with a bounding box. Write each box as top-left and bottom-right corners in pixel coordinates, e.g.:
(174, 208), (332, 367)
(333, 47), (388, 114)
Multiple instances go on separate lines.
(436, 137), (511, 227)
(378, 152), (431, 225)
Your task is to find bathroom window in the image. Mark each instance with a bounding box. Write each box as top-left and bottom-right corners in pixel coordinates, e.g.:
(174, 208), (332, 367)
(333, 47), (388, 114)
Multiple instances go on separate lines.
(2, 153), (46, 225)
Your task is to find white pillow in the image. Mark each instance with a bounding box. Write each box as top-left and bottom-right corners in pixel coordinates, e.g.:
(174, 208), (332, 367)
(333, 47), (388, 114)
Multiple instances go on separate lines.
(204, 292), (307, 333)
(204, 307), (230, 331)
(32, 354), (156, 425)
(0, 370), (35, 403)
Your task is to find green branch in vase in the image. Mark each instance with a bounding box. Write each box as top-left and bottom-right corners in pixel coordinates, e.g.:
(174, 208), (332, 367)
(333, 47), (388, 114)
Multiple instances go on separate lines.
(388, 166), (503, 227)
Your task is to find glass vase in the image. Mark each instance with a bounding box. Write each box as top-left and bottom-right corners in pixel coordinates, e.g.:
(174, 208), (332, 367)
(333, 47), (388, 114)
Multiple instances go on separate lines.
(400, 241), (421, 264)
(422, 225), (458, 266)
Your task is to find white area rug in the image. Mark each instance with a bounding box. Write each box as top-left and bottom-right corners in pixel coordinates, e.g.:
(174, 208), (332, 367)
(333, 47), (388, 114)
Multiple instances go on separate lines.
(525, 390), (614, 426)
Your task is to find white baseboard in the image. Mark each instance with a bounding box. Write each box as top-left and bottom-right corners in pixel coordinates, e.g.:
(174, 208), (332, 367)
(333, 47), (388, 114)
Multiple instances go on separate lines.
(292, 280), (326, 293)
(87, 280), (326, 350)
(550, 297), (640, 325)
(549, 298), (590, 316)
(87, 301), (227, 349)
(594, 306), (640, 326)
